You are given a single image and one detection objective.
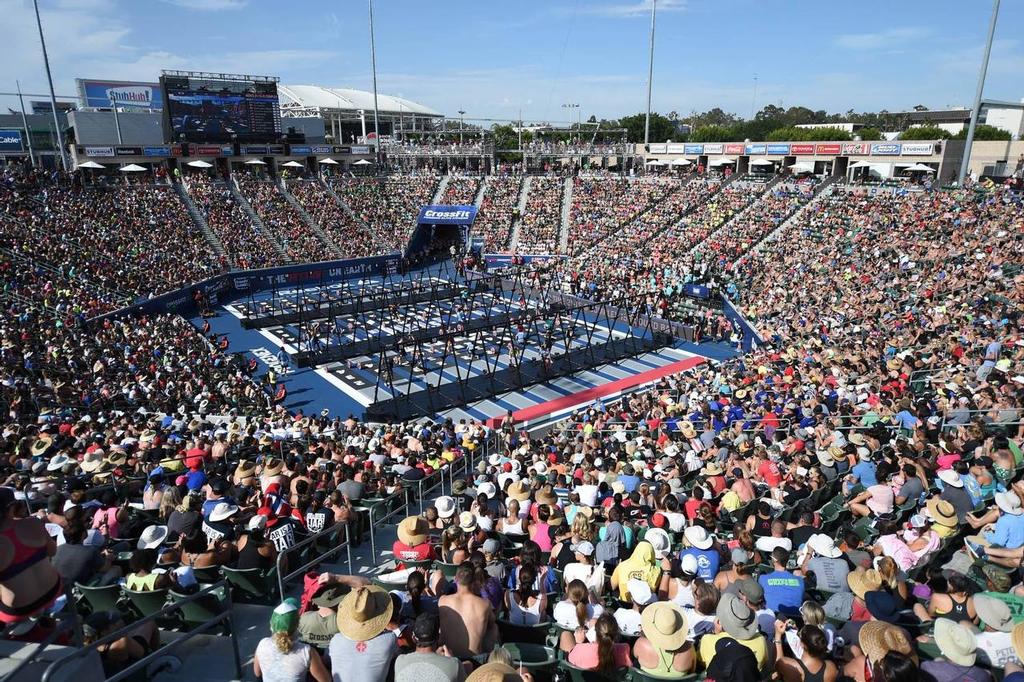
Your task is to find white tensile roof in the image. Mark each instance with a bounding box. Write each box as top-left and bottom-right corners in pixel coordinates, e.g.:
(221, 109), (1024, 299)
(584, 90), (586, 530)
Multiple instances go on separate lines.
(279, 84), (442, 117)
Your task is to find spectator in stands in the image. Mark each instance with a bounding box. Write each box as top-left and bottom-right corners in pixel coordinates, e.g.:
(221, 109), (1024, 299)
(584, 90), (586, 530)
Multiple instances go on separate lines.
(254, 598), (330, 682)
(329, 585), (398, 682)
(438, 563), (498, 659)
(395, 612), (466, 682)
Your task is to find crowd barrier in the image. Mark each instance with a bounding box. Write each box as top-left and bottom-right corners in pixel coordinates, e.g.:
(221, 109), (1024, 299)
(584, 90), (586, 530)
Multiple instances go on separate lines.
(276, 522), (353, 598)
(365, 488), (413, 559)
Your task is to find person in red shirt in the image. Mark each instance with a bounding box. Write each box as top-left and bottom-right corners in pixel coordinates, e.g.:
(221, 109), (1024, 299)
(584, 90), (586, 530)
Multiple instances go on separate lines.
(392, 516), (436, 563)
(757, 456), (783, 488)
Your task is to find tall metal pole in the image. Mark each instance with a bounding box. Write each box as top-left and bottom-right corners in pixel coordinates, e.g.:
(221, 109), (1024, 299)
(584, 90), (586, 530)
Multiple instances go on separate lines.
(16, 81), (35, 168)
(112, 102), (123, 145)
(33, 0), (67, 171)
(367, 0), (382, 168)
(750, 74), (759, 121)
(643, 0), (657, 148)
(958, 0), (1000, 186)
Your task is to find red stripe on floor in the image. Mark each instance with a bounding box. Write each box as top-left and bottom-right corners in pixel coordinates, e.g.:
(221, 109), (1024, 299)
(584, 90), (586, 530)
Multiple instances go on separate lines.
(486, 355), (706, 428)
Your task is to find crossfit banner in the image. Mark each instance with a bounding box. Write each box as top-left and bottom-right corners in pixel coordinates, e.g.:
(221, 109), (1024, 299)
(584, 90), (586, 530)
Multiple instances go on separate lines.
(416, 205), (478, 226)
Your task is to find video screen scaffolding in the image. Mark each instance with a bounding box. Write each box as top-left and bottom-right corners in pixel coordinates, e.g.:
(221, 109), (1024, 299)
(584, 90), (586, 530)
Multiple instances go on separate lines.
(161, 70), (282, 143)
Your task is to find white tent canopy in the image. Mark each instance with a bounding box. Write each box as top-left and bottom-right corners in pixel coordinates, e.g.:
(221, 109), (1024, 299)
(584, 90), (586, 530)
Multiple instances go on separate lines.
(281, 161), (305, 168)
(670, 158), (691, 166)
(902, 163), (935, 173)
(707, 157), (736, 167)
(119, 164), (146, 172)
(789, 161), (815, 173)
(848, 160), (872, 169)
(750, 159), (774, 166)
(645, 159), (666, 166)
(352, 159), (373, 165)
(186, 160), (213, 168)
(78, 161), (104, 169)
(244, 159), (267, 165)
(318, 158), (339, 165)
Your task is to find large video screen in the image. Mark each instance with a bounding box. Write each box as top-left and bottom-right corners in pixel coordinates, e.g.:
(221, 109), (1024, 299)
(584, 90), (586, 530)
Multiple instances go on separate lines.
(161, 75), (281, 143)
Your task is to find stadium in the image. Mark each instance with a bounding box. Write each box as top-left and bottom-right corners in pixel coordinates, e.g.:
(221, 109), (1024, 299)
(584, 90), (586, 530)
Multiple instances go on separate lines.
(2, 1), (1024, 681)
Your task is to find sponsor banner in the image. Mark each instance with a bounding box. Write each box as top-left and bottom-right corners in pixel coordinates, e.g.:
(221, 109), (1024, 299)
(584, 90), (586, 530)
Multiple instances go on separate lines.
(900, 142), (935, 156)
(289, 145), (312, 154)
(816, 143), (842, 155)
(724, 143), (745, 155)
(77, 78), (163, 110)
(766, 144), (790, 155)
(0, 129), (24, 153)
(871, 143), (901, 156)
(193, 144), (235, 157)
(417, 204), (479, 226)
(704, 143), (725, 154)
(683, 144), (703, 155)
(85, 146), (114, 157)
(350, 145), (370, 155)
(143, 146), (170, 157)
(745, 144), (767, 155)
(333, 146), (351, 154)
(310, 145), (331, 154)
(648, 143), (667, 154)
(666, 143), (686, 154)
(242, 144), (269, 155)
(841, 142), (871, 156)
(268, 144), (286, 155)
(115, 146), (143, 156)
(789, 144), (815, 155)
(683, 284), (711, 299)
(170, 144), (183, 157)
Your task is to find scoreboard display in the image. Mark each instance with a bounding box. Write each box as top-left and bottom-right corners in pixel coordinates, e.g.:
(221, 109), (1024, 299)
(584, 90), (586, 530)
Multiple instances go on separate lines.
(161, 74), (281, 143)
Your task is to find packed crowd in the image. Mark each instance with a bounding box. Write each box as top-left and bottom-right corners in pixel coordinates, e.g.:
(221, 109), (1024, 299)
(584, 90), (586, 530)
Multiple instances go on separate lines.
(474, 175), (522, 252)
(567, 177), (675, 256)
(287, 180), (381, 259)
(236, 177), (337, 264)
(517, 177), (566, 254)
(441, 176), (482, 206)
(333, 175), (440, 253)
(184, 173), (286, 270)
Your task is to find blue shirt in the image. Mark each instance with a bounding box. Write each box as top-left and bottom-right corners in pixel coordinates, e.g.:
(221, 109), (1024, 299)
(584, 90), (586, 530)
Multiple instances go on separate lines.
(680, 548), (720, 581)
(185, 469), (208, 492)
(759, 570), (805, 612)
(850, 461), (878, 487)
(985, 513), (1024, 549)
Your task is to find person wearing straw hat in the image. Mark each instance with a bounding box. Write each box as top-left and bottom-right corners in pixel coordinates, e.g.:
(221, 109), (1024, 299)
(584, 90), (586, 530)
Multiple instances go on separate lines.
(634, 600), (695, 677)
(922, 618), (992, 682)
(700, 593), (770, 672)
(255, 598), (330, 682)
(970, 594), (1018, 669)
(845, 620), (918, 682)
(393, 516), (436, 563)
(927, 498), (961, 539)
(328, 585), (398, 682)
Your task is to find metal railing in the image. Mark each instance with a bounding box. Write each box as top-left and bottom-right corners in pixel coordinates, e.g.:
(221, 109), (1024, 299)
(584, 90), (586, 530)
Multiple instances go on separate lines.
(276, 522), (353, 598)
(0, 617), (76, 682)
(41, 581), (242, 682)
(366, 488), (413, 559)
(413, 470), (446, 514)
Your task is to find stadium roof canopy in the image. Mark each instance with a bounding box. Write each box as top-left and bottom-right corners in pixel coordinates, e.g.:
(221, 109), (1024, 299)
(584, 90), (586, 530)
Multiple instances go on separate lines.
(278, 85), (442, 118)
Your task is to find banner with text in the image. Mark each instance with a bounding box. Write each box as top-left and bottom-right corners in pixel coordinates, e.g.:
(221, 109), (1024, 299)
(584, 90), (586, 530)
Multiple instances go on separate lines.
(416, 205), (479, 226)
(724, 143), (745, 155)
(704, 143), (725, 154)
(900, 143), (935, 156)
(0, 130), (24, 153)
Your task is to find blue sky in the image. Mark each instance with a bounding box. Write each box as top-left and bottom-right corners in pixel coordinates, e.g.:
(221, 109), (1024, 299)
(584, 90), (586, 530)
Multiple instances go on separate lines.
(3, 0), (1022, 125)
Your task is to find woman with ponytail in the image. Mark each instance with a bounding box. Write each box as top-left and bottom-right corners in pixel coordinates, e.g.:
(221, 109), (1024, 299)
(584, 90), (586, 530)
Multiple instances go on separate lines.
(253, 598), (330, 682)
(505, 563), (546, 625)
(566, 612), (632, 673)
(555, 579), (605, 652)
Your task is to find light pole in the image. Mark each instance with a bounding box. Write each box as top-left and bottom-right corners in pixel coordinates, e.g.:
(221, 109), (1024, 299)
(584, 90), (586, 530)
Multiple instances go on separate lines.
(32, 0), (67, 171)
(368, 0), (385, 168)
(562, 103), (579, 143)
(16, 81), (35, 168)
(458, 110), (465, 144)
(959, 0), (1000, 185)
(643, 0), (657, 148)
(750, 74), (759, 121)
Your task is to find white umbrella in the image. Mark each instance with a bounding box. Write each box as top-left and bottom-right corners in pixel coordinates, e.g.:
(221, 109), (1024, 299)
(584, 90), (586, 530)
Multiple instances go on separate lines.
(645, 159), (665, 167)
(750, 159), (774, 166)
(670, 158), (691, 166)
(848, 160), (872, 169)
(353, 159), (373, 165)
(789, 162), (815, 173)
(119, 164), (146, 172)
(708, 158), (735, 167)
(318, 158), (339, 165)
(902, 163), (935, 173)
(244, 159), (267, 165)
(186, 160), (213, 168)
(281, 161), (304, 168)
(78, 161), (104, 169)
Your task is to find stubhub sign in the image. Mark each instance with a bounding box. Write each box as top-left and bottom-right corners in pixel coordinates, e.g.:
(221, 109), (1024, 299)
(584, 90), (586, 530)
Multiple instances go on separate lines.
(416, 204), (478, 226)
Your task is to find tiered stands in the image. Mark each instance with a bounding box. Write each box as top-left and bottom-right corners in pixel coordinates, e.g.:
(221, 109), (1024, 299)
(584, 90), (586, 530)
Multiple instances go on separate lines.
(236, 177), (335, 263)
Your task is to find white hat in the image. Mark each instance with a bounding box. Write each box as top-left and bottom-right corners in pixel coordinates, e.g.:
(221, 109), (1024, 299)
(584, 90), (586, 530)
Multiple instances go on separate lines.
(995, 491), (1023, 516)
(684, 525), (713, 550)
(933, 618), (978, 667)
(248, 515), (267, 531)
(571, 540), (595, 557)
(531, 461), (548, 476)
(627, 578), (655, 605)
(458, 511), (478, 533)
(137, 525), (169, 550)
(644, 527), (672, 559)
(807, 533), (843, 559)
(47, 454), (70, 472)
(435, 496), (456, 519)
(478, 481), (497, 499)
(680, 554), (699, 577)
(209, 502), (239, 522)
(938, 469), (964, 488)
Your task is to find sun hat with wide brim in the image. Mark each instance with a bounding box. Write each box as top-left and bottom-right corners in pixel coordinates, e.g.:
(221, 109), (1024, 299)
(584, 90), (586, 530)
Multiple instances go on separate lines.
(80, 451), (105, 473)
(506, 480), (530, 502)
(47, 454), (70, 472)
(996, 491), (1023, 516)
(847, 568), (883, 600)
(466, 661), (524, 682)
(933, 618), (978, 666)
(644, 527), (672, 559)
(458, 511), (478, 533)
(336, 585), (392, 642)
(641, 600), (689, 651)
(209, 502), (239, 522)
(858, 621), (914, 663)
(1012, 621), (1024, 662)
(234, 460), (257, 480)
(926, 498), (958, 527)
(434, 495), (457, 518)
(973, 594), (1014, 633)
(397, 516), (429, 546)
(701, 462), (724, 476)
(938, 469), (964, 488)
(684, 525), (713, 550)
(717, 593), (757, 640)
(31, 438), (51, 457)
(535, 485), (558, 507)
(807, 533), (843, 559)
(137, 525), (169, 550)
(680, 422), (697, 438)
(312, 584), (348, 608)
(263, 458), (284, 477)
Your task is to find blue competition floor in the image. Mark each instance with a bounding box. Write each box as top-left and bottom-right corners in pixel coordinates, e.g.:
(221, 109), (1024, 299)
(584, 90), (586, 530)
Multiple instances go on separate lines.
(192, 266), (740, 422)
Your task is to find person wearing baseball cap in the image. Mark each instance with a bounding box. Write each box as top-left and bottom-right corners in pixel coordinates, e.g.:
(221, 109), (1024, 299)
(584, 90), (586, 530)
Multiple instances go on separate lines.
(394, 612), (463, 682)
(254, 598), (330, 682)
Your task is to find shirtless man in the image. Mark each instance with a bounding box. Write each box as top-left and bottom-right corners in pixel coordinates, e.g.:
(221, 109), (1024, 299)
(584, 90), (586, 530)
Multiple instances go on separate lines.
(438, 564), (497, 659)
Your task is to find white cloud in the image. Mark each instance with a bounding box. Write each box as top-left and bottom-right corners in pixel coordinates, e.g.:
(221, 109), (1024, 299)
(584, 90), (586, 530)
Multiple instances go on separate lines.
(835, 27), (930, 50)
(582, 0), (686, 19)
(160, 0), (248, 10)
